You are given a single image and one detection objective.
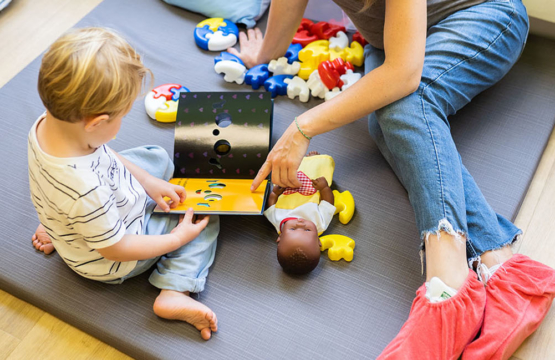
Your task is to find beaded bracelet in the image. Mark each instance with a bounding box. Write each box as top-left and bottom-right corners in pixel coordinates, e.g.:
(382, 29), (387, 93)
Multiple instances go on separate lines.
(295, 117), (312, 141)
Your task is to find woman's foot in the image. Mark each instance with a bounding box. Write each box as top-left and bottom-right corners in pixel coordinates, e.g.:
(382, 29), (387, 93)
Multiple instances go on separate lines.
(153, 289), (218, 340)
(377, 270), (486, 359)
(32, 224), (55, 255)
(462, 254), (555, 360)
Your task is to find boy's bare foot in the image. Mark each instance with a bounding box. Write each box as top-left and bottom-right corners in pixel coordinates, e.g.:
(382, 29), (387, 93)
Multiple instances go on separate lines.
(153, 289), (218, 340)
(32, 224), (55, 255)
(307, 151), (320, 157)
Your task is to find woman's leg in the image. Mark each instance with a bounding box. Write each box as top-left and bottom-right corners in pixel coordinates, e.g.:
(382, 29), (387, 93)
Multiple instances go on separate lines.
(363, 0), (534, 358)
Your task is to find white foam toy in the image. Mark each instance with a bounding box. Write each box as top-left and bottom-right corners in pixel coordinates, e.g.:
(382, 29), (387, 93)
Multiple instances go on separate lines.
(268, 57), (301, 76)
(325, 87), (341, 101)
(214, 60), (247, 84)
(307, 70), (328, 99)
(284, 76), (310, 103)
(207, 31), (238, 51)
(145, 92), (167, 119)
(340, 69), (362, 91)
(329, 31), (349, 52)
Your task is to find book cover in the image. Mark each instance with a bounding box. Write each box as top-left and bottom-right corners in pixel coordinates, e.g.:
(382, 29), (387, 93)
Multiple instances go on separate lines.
(155, 91), (273, 215)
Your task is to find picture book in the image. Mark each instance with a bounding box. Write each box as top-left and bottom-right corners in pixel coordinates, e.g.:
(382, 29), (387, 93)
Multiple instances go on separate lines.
(154, 91), (273, 215)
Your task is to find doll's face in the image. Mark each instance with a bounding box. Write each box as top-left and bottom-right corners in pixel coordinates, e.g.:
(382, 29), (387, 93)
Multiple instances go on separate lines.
(276, 218), (321, 275)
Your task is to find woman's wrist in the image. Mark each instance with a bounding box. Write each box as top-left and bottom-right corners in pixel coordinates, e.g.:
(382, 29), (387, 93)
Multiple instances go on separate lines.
(294, 115), (316, 140)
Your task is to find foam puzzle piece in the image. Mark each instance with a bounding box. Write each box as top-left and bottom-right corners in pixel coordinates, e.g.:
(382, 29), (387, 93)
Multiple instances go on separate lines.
(145, 83), (185, 122)
(245, 64), (270, 90)
(285, 43), (303, 63)
(343, 41), (364, 67)
(264, 74), (294, 97)
(329, 31), (349, 51)
(214, 51), (244, 65)
(324, 87), (341, 101)
(318, 58), (354, 90)
(311, 22), (346, 40)
(329, 41), (364, 67)
(284, 76), (310, 103)
(155, 100), (179, 123)
(333, 190), (355, 224)
(268, 57), (301, 76)
(194, 18), (238, 51)
(320, 234), (355, 262)
(214, 60), (247, 84)
(293, 18), (318, 47)
(152, 83), (182, 100)
(307, 70), (328, 99)
(353, 31), (368, 47)
(298, 40), (330, 80)
(340, 70), (361, 91)
(170, 86), (190, 101)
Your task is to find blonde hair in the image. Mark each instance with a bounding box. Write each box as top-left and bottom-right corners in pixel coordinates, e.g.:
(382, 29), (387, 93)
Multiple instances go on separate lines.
(360, 0), (376, 12)
(38, 27), (152, 123)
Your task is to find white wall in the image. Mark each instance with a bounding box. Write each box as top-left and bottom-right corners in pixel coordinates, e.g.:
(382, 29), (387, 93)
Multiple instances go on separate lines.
(524, 0), (555, 23)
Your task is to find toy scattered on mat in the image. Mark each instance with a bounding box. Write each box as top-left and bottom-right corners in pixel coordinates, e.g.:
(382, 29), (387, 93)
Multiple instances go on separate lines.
(154, 91), (273, 215)
(145, 83), (189, 123)
(319, 234), (355, 261)
(194, 18), (239, 51)
(264, 153), (356, 275)
(214, 19), (367, 103)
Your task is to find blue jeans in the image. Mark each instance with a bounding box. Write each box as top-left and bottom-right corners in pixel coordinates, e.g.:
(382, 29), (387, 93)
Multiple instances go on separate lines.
(107, 145), (219, 293)
(365, 0), (528, 263)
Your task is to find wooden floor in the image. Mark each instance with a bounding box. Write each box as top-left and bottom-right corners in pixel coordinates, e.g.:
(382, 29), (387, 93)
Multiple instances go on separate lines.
(0, 0), (554, 359)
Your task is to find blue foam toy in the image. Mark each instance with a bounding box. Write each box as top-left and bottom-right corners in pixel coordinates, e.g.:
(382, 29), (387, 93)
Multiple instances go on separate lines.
(245, 64), (270, 90)
(285, 43), (303, 64)
(193, 25), (212, 51)
(219, 21), (239, 36)
(170, 86), (190, 101)
(214, 52), (244, 66)
(264, 75), (293, 97)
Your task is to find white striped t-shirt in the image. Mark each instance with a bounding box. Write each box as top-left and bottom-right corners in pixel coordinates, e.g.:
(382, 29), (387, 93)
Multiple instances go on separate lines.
(28, 116), (147, 281)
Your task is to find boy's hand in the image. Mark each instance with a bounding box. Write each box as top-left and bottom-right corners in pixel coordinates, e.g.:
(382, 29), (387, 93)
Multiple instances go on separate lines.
(312, 177), (329, 191)
(272, 184), (285, 196)
(143, 176), (186, 212)
(170, 208), (210, 245)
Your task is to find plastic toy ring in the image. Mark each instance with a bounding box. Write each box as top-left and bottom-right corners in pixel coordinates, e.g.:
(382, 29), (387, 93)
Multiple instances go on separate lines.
(194, 18), (239, 51)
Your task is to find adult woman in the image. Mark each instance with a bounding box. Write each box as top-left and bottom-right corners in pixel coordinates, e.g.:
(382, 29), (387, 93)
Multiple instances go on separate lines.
(230, 0), (555, 358)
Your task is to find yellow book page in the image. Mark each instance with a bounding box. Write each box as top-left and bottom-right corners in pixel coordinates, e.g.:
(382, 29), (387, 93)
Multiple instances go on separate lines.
(155, 178), (269, 214)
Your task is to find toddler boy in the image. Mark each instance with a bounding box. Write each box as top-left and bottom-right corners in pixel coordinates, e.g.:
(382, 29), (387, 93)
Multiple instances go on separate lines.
(28, 27), (218, 340)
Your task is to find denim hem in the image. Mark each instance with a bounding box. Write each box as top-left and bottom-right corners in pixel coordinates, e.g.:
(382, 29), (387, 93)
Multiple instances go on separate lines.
(419, 218), (468, 274)
(149, 271), (207, 293)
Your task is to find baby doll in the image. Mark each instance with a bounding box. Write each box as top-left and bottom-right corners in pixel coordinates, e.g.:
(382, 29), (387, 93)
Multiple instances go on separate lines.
(264, 152), (336, 274)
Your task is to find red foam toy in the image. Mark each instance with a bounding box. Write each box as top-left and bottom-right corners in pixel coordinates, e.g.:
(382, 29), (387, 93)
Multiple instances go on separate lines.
(152, 83), (182, 101)
(353, 31), (368, 47)
(318, 58), (354, 90)
(311, 22), (346, 40)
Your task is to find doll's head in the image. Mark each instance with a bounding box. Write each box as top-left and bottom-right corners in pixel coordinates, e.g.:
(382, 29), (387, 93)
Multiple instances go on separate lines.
(276, 218), (321, 275)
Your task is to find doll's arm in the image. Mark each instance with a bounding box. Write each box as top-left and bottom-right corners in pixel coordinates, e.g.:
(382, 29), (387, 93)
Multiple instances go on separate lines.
(266, 185), (285, 208)
(312, 177), (334, 205)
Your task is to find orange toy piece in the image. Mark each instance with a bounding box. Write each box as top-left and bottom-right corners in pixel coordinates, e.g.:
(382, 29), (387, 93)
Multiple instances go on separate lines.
(298, 40), (330, 80)
(320, 234), (355, 261)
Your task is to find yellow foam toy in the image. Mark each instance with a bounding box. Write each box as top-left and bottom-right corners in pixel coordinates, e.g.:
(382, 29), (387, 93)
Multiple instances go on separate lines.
(333, 190), (355, 224)
(298, 40), (330, 80)
(329, 41), (364, 67)
(154, 100), (178, 123)
(320, 234), (355, 261)
(196, 18), (226, 32)
(275, 154), (335, 210)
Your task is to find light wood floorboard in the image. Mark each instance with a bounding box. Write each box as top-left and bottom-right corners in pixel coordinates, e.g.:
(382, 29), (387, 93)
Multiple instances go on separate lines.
(0, 0), (554, 358)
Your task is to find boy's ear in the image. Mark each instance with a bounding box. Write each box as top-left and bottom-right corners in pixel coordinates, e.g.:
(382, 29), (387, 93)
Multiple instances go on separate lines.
(276, 236), (281, 243)
(84, 114), (110, 132)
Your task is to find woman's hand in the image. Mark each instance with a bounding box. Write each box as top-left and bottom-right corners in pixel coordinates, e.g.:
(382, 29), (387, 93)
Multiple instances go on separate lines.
(227, 28), (265, 69)
(142, 176), (186, 212)
(251, 121), (311, 191)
